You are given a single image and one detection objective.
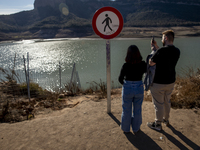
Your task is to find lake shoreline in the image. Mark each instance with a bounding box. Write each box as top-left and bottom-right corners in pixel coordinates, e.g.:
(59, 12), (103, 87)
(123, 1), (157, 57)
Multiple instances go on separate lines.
(98, 26), (200, 38)
(1, 26), (200, 42)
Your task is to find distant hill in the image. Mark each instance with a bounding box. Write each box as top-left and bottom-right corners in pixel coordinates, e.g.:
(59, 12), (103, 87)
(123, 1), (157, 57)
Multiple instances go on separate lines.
(0, 0), (200, 41)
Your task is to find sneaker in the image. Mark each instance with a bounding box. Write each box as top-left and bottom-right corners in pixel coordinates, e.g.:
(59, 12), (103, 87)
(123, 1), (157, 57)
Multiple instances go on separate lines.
(120, 125), (130, 134)
(124, 131), (131, 134)
(134, 129), (141, 134)
(147, 122), (162, 131)
(163, 119), (170, 127)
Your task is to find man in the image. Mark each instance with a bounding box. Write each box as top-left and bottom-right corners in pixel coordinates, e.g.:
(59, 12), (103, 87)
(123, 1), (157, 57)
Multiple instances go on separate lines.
(147, 30), (180, 131)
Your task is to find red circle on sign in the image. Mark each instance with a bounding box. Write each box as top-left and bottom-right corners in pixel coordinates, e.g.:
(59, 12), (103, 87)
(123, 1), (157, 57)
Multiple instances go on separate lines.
(92, 7), (123, 39)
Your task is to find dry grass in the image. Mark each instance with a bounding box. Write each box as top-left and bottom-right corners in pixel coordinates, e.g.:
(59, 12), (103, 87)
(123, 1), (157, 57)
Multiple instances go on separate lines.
(1, 67), (200, 123)
(65, 82), (82, 96)
(144, 67), (200, 109)
(171, 70), (200, 109)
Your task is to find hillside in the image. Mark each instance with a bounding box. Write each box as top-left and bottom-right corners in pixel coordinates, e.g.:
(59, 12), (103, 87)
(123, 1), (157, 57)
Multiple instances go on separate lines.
(0, 0), (200, 41)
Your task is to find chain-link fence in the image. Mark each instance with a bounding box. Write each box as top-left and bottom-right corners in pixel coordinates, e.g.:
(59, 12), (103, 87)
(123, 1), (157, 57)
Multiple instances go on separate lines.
(0, 52), (81, 102)
(0, 52), (83, 122)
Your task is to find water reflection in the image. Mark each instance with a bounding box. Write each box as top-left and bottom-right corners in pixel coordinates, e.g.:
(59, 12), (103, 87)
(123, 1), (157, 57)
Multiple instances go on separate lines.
(0, 38), (200, 90)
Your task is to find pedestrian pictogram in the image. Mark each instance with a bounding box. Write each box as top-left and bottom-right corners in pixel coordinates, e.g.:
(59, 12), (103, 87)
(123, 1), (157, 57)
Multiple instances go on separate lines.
(102, 14), (113, 32)
(92, 7), (123, 39)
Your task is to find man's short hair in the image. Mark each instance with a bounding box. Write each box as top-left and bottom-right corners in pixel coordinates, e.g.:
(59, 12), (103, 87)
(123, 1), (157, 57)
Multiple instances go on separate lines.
(162, 30), (174, 42)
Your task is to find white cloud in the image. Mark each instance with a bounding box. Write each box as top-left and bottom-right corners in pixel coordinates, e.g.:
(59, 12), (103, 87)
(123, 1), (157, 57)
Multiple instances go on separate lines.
(0, 9), (21, 15)
(0, 4), (34, 15)
(24, 4), (34, 9)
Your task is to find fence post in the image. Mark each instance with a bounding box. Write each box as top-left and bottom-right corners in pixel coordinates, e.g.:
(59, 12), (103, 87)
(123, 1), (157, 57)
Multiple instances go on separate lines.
(23, 55), (28, 84)
(70, 63), (76, 89)
(59, 61), (62, 93)
(27, 52), (30, 102)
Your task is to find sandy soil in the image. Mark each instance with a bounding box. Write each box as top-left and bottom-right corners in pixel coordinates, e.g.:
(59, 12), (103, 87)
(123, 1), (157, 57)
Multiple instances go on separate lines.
(0, 90), (200, 150)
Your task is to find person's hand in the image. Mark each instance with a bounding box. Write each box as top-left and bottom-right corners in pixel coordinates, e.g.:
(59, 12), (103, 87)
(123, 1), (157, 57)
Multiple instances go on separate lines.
(151, 46), (156, 51)
(151, 39), (159, 50)
(151, 38), (157, 46)
(149, 59), (156, 66)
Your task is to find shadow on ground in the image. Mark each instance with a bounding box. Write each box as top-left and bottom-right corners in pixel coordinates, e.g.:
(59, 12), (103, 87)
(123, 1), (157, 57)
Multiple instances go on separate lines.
(162, 125), (200, 150)
(108, 113), (162, 150)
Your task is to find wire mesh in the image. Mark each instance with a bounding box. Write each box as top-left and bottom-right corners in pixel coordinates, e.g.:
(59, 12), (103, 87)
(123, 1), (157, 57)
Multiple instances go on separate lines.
(0, 53), (81, 102)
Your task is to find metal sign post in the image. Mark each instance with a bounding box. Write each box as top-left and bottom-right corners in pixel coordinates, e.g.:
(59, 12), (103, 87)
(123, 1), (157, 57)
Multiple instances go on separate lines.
(92, 6), (123, 113)
(106, 40), (111, 113)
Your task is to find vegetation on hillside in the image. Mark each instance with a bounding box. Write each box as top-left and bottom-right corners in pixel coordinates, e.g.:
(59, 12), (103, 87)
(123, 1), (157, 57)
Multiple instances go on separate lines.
(1, 64), (200, 123)
(1, 0), (200, 34)
(144, 67), (200, 109)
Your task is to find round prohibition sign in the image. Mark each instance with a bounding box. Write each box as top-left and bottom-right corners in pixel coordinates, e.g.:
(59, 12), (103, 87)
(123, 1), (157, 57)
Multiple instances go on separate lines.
(92, 7), (123, 39)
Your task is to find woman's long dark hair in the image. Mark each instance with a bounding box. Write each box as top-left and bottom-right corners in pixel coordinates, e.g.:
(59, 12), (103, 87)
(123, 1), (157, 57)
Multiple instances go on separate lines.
(125, 45), (142, 64)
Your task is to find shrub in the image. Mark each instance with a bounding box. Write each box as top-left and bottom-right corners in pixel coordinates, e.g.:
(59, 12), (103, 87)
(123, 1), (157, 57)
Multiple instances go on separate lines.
(171, 68), (200, 108)
(65, 81), (81, 96)
(19, 82), (44, 97)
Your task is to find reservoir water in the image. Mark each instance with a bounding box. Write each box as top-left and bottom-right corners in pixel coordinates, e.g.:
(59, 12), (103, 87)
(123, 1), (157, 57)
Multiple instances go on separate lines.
(0, 37), (200, 91)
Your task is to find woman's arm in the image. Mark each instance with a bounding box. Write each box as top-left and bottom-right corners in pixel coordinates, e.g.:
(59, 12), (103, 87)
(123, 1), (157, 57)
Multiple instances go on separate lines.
(118, 64), (125, 85)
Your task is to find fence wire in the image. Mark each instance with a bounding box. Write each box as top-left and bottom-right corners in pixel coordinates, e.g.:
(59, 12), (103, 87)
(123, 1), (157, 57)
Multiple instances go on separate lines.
(0, 53), (80, 103)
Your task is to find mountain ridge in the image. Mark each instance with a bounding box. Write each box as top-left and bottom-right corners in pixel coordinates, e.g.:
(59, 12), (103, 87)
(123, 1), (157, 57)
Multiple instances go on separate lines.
(0, 0), (200, 41)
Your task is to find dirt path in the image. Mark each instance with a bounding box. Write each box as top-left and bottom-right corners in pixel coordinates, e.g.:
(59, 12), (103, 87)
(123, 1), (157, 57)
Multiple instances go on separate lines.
(0, 95), (200, 150)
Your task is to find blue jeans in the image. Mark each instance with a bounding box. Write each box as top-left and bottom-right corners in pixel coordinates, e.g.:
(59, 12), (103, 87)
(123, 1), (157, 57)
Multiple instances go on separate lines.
(121, 80), (144, 132)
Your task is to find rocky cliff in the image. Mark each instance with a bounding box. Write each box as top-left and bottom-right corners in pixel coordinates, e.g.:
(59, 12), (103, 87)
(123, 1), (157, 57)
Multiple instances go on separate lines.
(1, 0), (200, 41)
(34, 0), (94, 19)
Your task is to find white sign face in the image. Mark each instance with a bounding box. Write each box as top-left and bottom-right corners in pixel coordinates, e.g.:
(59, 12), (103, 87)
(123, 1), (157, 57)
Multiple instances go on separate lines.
(96, 11), (120, 36)
(92, 6), (123, 39)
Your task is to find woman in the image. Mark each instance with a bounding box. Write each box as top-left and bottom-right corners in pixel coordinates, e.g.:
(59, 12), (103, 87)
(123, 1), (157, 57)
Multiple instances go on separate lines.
(118, 45), (146, 134)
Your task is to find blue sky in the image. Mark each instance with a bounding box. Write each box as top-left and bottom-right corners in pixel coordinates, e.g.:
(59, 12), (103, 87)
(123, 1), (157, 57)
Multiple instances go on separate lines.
(0, 0), (34, 15)
(0, 0), (117, 15)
